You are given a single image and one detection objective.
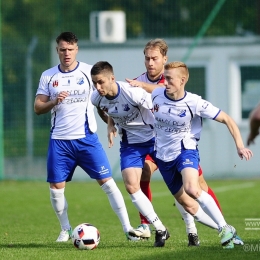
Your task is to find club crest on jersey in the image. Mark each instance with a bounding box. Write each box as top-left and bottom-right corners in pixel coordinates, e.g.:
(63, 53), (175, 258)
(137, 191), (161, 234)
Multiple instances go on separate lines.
(76, 77), (84, 85)
(52, 80), (59, 88)
(178, 109), (186, 117)
(122, 104), (130, 111)
(153, 104), (159, 112)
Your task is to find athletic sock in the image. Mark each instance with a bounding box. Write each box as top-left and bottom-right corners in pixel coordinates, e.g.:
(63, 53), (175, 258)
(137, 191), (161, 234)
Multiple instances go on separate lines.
(101, 179), (132, 233)
(193, 205), (218, 230)
(139, 181), (151, 225)
(130, 189), (165, 231)
(208, 186), (222, 212)
(50, 187), (71, 231)
(196, 190), (226, 229)
(174, 199), (197, 234)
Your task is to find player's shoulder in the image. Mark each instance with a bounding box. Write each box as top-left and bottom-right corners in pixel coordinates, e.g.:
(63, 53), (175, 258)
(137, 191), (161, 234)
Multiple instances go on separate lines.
(90, 89), (102, 104)
(41, 65), (59, 77)
(134, 72), (146, 81)
(152, 86), (164, 96)
(78, 61), (93, 71)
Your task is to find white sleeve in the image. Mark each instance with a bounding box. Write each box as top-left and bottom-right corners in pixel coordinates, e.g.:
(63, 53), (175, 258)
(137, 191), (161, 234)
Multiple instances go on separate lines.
(36, 74), (50, 96)
(196, 98), (221, 119)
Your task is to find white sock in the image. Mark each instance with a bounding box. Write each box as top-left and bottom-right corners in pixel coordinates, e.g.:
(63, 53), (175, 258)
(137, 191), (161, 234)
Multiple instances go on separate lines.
(193, 205), (218, 230)
(196, 190), (226, 229)
(175, 199), (197, 234)
(101, 179), (132, 233)
(130, 189), (165, 231)
(50, 188), (70, 230)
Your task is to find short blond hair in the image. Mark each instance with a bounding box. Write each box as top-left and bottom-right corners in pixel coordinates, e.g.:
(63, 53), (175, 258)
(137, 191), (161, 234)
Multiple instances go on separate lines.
(164, 61), (189, 81)
(144, 38), (168, 56)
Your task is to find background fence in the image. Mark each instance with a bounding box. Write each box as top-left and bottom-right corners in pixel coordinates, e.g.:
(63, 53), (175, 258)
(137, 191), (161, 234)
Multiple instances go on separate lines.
(2, 0), (260, 180)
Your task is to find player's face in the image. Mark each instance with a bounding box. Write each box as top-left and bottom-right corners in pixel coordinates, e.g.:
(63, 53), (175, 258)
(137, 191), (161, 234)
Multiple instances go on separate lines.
(56, 40), (78, 72)
(91, 73), (114, 96)
(164, 68), (185, 98)
(144, 47), (167, 80)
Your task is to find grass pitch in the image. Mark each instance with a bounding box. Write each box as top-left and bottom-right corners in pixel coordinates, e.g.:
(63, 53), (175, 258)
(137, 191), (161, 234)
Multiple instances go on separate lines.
(0, 179), (259, 260)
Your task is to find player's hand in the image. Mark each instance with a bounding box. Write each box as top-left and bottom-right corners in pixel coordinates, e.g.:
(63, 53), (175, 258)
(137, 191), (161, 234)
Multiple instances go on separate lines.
(237, 147), (253, 161)
(125, 78), (144, 88)
(55, 91), (69, 104)
(107, 124), (117, 148)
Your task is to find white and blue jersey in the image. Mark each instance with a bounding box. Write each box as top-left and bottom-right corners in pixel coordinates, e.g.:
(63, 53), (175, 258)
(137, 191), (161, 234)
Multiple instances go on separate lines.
(36, 62), (111, 182)
(152, 88), (221, 194)
(36, 62), (97, 139)
(91, 81), (155, 170)
(91, 81), (155, 144)
(152, 88), (221, 162)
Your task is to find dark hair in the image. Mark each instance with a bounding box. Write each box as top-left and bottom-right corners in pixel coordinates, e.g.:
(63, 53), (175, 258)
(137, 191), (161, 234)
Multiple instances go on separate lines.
(91, 61), (114, 76)
(56, 32), (78, 44)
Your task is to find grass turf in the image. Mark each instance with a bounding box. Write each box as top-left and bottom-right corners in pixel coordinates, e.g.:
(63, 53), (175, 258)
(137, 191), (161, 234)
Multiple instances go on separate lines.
(0, 179), (259, 260)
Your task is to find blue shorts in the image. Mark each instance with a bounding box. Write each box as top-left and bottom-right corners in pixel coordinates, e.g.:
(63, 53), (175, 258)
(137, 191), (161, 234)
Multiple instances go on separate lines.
(120, 138), (156, 171)
(156, 148), (200, 195)
(47, 133), (112, 183)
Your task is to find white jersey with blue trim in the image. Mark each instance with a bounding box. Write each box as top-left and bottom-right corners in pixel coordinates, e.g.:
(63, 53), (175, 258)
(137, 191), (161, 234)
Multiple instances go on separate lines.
(36, 62), (97, 139)
(91, 81), (154, 144)
(152, 88), (221, 162)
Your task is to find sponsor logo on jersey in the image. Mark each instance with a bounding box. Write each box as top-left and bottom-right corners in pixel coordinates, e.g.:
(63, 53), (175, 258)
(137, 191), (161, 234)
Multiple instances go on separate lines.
(111, 106), (118, 114)
(77, 77), (84, 85)
(99, 165), (109, 175)
(182, 159), (193, 166)
(52, 80), (59, 87)
(122, 104), (130, 111)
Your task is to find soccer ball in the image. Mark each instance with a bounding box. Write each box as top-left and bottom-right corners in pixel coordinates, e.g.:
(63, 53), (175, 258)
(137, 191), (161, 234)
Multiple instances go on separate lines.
(72, 223), (100, 250)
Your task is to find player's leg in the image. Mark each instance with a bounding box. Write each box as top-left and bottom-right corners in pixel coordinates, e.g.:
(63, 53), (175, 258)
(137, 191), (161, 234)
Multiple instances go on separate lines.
(120, 140), (169, 247)
(123, 167), (169, 246)
(136, 155), (157, 239)
(198, 166), (244, 245)
(198, 165), (222, 212)
(181, 169), (234, 248)
(78, 133), (136, 240)
(47, 139), (75, 242)
(178, 150), (234, 248)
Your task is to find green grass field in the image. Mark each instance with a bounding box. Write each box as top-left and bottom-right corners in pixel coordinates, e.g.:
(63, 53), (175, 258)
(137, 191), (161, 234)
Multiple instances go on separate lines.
(0, 179), (259, 260)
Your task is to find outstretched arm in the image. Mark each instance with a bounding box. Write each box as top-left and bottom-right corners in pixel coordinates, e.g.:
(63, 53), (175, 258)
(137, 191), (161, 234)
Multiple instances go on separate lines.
(247, 103), (260, 146)
(125, 78), (164, 93)
(215, 111), (253, 160)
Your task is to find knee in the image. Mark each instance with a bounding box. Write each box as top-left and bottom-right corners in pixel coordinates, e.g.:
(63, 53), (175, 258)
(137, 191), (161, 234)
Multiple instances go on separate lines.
(184, 185), (201, 199)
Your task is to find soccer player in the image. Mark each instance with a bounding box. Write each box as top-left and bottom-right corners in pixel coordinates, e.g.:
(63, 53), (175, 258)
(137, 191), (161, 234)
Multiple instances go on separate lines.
(151, 61), (253, 249)
(90, 61), (170, 247)
(247, 102), (260, 146)
(126, 38), (222, 246)
(34, 32), (138, 242)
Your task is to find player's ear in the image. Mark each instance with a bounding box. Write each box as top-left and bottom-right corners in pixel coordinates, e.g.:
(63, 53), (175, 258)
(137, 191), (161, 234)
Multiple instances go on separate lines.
(163, 56), (168, 64)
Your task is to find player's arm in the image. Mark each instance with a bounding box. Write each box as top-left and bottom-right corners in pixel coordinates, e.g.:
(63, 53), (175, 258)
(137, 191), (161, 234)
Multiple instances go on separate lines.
(214, 111), (253, 160)
(247, 103), (260, 146)
(96, 107), (109, 124)
(125, 78), (164, 93)
(34, 91), (69, 115)
(107, 116), (117, 148)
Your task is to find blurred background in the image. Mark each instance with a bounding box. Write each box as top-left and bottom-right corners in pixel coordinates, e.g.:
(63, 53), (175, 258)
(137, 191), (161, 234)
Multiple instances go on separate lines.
(1, 0), (260, 181)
